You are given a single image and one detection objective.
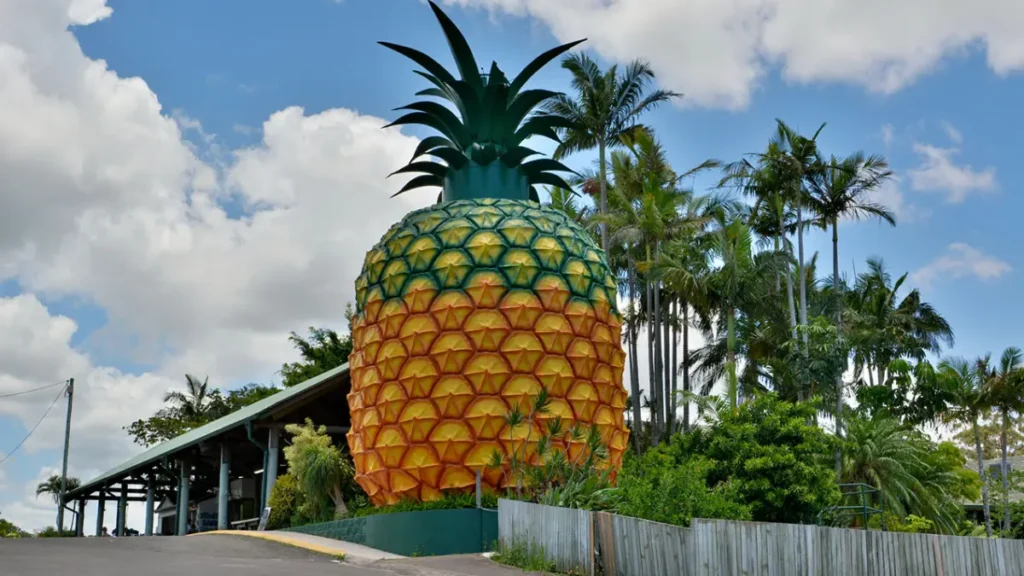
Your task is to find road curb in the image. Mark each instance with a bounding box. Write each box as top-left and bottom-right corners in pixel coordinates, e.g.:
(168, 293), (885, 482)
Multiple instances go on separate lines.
(190, 530), (346, 560)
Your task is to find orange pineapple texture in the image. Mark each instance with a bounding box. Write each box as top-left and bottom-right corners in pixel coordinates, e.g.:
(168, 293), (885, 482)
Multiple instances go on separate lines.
(347, 198), (629, 505)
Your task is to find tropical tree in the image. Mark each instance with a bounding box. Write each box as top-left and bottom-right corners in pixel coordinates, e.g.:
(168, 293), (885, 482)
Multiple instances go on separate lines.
(283, 419), (356, 520)
(35, 475), (81, 505)
(940, 357), (994, 537)
(280, 325), (353, 388)
(808, 152), (895, 474)
(976, 347), (1024, 531)
(847, 258), (954, 387)
(164, 374), (214, 421)
(544, 186), (595, 233)
(702, 212), (778, 409)
(842, 415), (962, 533)
(545, 53), (679, 251)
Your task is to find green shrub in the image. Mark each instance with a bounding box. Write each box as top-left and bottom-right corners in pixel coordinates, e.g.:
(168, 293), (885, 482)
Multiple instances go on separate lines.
(351, 492), (498, 518)
(617, 453), (751, 526)
(674, 394), (841, 524)
(266, 473), (302, 530)
(36, 527), (76, 538)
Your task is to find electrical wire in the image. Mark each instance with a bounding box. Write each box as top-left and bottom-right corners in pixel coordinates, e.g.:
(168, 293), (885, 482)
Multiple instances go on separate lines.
(0, 384), (68, 467)
(0, 380), (68, 399)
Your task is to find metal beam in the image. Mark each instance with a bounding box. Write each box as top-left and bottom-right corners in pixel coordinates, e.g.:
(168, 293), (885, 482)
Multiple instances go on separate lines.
(218, 444), (231, 530)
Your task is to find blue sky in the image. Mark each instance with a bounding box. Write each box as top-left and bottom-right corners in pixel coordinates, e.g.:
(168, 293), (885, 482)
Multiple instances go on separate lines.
(0, 0), (1020, 530)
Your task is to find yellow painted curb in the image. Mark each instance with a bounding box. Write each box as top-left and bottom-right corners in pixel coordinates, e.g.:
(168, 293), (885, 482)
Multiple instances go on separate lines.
(191, 530), (346, 559)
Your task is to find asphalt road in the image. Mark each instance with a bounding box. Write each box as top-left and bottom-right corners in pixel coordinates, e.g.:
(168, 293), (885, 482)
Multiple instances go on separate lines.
(0, 535), (532, 576)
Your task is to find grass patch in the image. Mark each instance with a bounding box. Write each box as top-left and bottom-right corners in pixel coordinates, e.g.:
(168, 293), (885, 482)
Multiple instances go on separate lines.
(492, 538), (557, 573)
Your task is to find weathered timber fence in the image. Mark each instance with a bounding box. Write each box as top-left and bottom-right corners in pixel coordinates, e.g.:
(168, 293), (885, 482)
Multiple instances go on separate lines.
(498, 499), (594, 574)
(497, 499), (1024, 576)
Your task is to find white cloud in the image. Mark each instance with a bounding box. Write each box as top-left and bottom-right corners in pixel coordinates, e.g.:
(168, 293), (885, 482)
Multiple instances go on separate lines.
(907, 143), (998, 203)
(881, 124), (894, 148)
(862, 174), (929, 224)
(941, 120), (963, 144)
(0, 0), (433, 530)
(445, 0), (1024, 109)
(911, 243), (1011, 288)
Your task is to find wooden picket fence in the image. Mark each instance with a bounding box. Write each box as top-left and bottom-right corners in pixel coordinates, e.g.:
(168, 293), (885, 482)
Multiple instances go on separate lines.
(497, 499), (1024, 576)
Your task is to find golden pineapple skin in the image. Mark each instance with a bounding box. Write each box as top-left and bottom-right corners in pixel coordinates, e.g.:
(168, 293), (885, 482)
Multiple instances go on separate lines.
(347, 198), (629, 505)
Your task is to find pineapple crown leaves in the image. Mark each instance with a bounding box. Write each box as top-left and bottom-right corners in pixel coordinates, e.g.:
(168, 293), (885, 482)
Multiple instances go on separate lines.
(380, 1), (583, 198)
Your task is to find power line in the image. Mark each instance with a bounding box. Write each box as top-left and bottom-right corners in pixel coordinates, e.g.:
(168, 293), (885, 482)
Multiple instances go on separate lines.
(0, 380), (68, 399)
(0, 384), (68, 467)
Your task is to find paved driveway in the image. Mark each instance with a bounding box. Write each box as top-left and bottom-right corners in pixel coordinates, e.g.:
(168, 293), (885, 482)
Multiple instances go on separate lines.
(0, 535), (533, 576)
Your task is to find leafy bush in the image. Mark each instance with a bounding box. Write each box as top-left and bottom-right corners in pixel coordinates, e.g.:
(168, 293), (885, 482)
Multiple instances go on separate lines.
(351, 492), (498, 518)
(283, 419), (356, 519)
(36, 526), (76, 538)
(617, 453), (751, 526)
(672, 394), (841, 524)
(488, 387), (620, 511)
(266, 473), (302, 530)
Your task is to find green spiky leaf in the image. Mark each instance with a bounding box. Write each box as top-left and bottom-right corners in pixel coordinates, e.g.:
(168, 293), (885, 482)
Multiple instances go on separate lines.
(501, 146), (540, 168)
(385, 111), (468, 148)
(427, 1), (483, 90)
(505, 89), (560, 133)
(508, 39), (587, 96)
(391, 174), (443, 197)
(415, 87), (448, 99)
(379, 42), (458, 87)
(389, 161), (449, 179)
(426, 147), (470, 170)
(521, 158), (575, 175)
(410, 136), (456, 161)
(527, 171), (574, 191)
(512, 114), (574, 146)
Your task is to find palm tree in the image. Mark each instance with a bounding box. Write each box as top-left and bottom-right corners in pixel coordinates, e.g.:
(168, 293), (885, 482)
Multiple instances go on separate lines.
(977, 347), (1024, 532)
(720, 143), (798, 342)
(704, 213), (775, 409)
(545, 53), (679, 251)
(770, 120), (827, 350)
(35, 475), (81, 504)
(842, 415), (958, 533)
(939, 357), (994, 537)
(847, 259), (954, 387)
(808, 152), (895, 476)
(544, 186), (595, 232)
(165, 374), (213, 421)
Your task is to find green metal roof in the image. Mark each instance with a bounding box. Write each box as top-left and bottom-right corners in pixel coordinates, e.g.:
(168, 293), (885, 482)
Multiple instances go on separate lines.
(67, 363), (349, 499)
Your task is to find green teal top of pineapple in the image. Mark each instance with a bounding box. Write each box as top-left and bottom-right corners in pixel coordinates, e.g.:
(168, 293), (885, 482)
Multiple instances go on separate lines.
(380, 1), (582, 203)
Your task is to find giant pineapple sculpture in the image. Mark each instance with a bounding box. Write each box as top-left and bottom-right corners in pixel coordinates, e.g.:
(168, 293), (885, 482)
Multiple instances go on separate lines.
(347, 1), (629, 505)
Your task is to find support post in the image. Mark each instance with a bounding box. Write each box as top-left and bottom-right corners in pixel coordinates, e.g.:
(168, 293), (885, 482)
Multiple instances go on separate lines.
(95, 493), (105, 536)
(218, 444), (231, 530)
(117, 484), (127, 536)
(177, 458), (191, 536)
(144, 475), (155, 536)
(265, 428), (280, 508)
(57, 378), (74, 531)
(77, 499), (85, 536)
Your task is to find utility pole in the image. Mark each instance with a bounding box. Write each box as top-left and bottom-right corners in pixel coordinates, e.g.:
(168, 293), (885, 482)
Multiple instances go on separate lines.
(56, 378), (74, 531)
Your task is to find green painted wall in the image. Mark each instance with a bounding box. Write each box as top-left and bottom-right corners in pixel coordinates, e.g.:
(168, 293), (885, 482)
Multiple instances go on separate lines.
(285, 508), (498, 557)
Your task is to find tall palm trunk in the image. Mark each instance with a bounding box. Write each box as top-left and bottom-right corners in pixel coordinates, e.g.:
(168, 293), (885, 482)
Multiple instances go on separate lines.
(833, 219), (844, 480)
(670, 299), (678, 434)
(598, 139), (609, 252)
(626, 249), (642, 451)
(797, 198), (808, 349)
(1002, 409), (1012, 532)
(682, 302), (691, 431)
(662, 293), (672, 433)
(646, 273), (659, 444)
(726, 307), (738, 409)
(974, 419), (994, 537)
(780, 210), (798, 341)
(652, 249), (665, 443)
